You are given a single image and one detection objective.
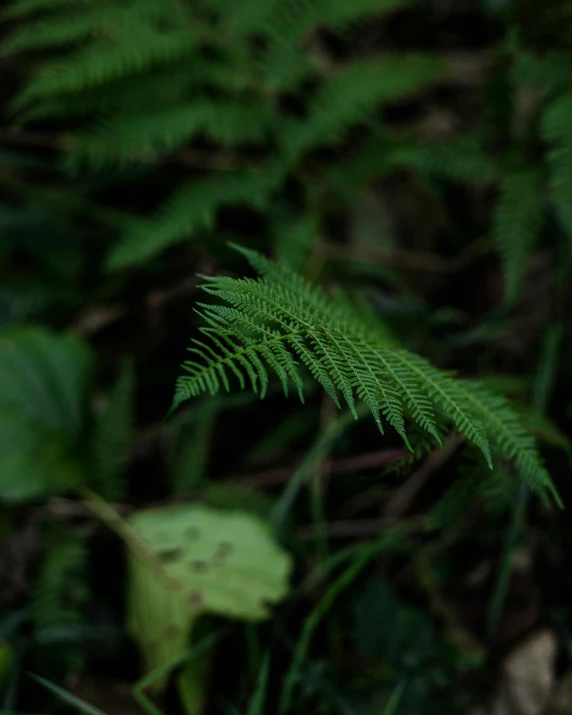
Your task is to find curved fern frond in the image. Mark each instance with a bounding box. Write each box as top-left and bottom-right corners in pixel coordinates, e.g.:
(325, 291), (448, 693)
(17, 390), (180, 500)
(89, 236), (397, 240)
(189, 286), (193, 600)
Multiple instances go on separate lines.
(6, 0), (196, 106)
(391, 136), (497, 183)
(283, 55), (445, 160)
(173, 246), (557, 504)
(491, 171), (544, 303)
(33, 534), (88, 630)
(1, 0), (79, 19)
(427, 462), (513, 531)
(67, 100), (273, 169)
(32, 533), (88, 672)
(107, 173), (274, 270)
(542, 92), (572, 245)
(90, 361), (134, 502)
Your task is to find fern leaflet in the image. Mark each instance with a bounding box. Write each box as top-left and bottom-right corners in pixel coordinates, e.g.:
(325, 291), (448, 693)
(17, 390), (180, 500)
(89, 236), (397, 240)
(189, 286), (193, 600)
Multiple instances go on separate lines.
(492, 171), (543, 303)
(107, 173), (274, 270)
(90, 361), (134, 502)
(173, 246), (558, 505)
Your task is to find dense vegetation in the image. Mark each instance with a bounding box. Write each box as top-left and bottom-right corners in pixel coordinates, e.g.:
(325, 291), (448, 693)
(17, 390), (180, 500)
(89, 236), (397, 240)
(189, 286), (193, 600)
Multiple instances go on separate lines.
(1, 0), (572, 713)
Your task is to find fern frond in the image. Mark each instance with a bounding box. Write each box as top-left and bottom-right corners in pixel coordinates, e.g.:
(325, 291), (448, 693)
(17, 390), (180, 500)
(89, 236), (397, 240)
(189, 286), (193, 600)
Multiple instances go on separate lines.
(173, 247), (557, 503)
(542, 93), (572, 245)
(274, 216), (317, 272)
(224, 0), (414, 42)
(491, 171), (543, 303)
(67, 101), (273, 169)
(427, 463), (513, 531)
(391, 136), (497, 183)
(1, 0), (79, 18)
(461, 381), (557, 502)
(542, 91), (572, 141)
(327, 133), (496, 199)
(90, 361), (134, 502)
(2, 6), (103, 53)
(311, 0), (417, 31)
(512, 51), (572, 94)
(107, 173), (274, 270)
(33, 534), (88, 630)
(283, 55), (445, 160)
(8, 0), (195, 105)
(170, 401), (217, 494)
(32, 533), (88, 672)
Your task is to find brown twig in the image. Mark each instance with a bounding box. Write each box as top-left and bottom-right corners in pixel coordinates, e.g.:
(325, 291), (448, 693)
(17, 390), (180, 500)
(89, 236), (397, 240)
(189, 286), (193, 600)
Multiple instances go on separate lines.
(232, 446), (410, 490)
(45, 447), (409, 520)
(318, 235), (491, 273)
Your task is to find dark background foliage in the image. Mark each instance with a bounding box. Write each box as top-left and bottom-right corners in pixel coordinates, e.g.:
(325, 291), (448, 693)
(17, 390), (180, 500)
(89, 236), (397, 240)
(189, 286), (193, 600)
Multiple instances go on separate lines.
(1, 0), (572, 713)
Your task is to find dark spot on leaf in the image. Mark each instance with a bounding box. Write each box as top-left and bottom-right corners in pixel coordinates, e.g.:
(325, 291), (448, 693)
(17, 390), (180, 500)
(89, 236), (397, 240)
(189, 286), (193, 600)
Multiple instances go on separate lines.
(212, 542), (233, 566)
(157, 547), (183, 563)
(165, 626), (180, 639)
(190, 560), (207, 572)
(189, 591), (203, 607)
(185, 527), (200, 541)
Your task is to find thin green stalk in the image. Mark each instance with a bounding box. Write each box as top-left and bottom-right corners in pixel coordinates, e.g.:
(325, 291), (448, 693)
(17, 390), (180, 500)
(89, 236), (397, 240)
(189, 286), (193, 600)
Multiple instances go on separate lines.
(133, 628), (229, 715)
(277, 533), (401, 715)
(271, 407), (367, 535)
(28, 673), (106, 715)
(486, 326), (561, 637)
(246, 651), (271, 715)
(382, 678), (407, 715)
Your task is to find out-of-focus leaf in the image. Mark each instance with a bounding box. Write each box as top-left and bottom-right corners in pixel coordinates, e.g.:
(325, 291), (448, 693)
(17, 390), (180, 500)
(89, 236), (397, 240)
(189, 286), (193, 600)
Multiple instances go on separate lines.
(0, 326), (92, 501)
(126, 503), (292, 691)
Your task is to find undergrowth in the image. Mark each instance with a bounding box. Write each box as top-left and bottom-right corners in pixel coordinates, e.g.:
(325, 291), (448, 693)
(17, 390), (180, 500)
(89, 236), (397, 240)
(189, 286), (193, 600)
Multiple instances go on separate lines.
(1, 1), (572, 714)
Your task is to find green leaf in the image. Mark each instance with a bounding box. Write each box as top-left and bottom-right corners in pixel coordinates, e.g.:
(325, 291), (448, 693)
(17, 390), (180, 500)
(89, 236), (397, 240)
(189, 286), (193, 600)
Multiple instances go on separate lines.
(107, 173), (274, 270)
(90, 360), (134, 502)
(0, 326), (92, 501)
(492, 171), (544, 303)
(173, 247), (557, 503)
(125, 503), (292, 690)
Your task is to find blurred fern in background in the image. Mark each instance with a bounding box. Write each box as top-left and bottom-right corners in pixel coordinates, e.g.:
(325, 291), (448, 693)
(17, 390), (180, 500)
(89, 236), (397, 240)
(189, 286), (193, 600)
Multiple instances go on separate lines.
(2, 0), (572, 713)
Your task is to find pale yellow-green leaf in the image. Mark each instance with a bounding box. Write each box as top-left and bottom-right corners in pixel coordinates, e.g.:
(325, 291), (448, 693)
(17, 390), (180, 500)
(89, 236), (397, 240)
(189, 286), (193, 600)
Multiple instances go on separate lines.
(125, 503), (292, 690)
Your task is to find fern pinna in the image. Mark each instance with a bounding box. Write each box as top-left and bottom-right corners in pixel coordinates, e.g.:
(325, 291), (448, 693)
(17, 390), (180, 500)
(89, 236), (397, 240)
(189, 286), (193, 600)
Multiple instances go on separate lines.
(174, 246), (559, 507)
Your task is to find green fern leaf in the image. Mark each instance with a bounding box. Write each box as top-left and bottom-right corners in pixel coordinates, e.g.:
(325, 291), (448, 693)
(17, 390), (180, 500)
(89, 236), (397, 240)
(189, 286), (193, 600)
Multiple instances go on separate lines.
(170, 401), (217, 494)
(8, 0), (195, 105)
(107, 173), (274, 270)
(462, 381), (557, 502)
(32, 533), (88, 673)
(89, 361), (134, 502)
(512, 51), (572, 94)
(33, 534), (88, 630)
(283, 55), (445, 160)
(66, 101), (273, 169)
(312, 0), (417, 31)
(491, 171), (543, 303)
(173, 247), (557, 503)
(2, 7), (102, 53)
(542, 93), (572, 245)
(391, 136), (496, 183)
(274, 216), (317, 272)
(1, 0), (80, 18)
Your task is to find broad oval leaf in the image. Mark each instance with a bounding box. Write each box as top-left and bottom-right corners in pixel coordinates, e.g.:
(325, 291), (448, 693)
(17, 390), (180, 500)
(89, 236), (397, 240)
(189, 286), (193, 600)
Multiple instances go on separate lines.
(126, 503), (292, 685)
